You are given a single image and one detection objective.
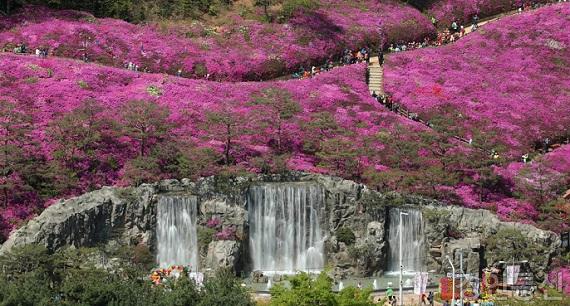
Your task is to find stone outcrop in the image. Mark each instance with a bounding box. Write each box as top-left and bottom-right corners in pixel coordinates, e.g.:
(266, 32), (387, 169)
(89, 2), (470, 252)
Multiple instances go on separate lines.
(0, 185), (157, 254)
(0, 172), (561, 279)
(421, 205), (560, 280)
(205, 240), (241, 274)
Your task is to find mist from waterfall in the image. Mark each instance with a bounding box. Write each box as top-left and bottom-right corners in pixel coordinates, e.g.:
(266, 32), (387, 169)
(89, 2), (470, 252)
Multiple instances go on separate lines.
(248, 183), (325, 274)
(387, 208), (425, 273)
(156, 195), (199, 270)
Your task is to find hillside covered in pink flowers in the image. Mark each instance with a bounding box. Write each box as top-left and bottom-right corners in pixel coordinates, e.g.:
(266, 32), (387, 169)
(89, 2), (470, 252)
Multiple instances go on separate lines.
(384, 3), (570, 158)
(0, 1), (568, 250)
(0, 1), (434, 81)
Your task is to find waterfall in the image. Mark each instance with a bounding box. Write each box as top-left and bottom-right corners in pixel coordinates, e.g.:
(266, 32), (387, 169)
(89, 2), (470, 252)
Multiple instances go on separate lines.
(248, 183), (325, 274)
(156, 195), (199, 270)
(387, 208), (425, 273)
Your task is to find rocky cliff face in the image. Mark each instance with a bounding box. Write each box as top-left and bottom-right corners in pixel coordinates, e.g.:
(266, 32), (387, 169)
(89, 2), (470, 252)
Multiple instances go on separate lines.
(0, 186), (157, 253)
(0, 173), (561, 279)
(421, 205), (560, 281)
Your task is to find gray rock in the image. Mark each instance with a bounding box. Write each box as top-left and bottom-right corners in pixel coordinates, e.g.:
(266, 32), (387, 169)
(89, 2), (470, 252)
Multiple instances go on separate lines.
(204, 240), (241, 273)
(0, 186), (156, 255)
(422, 205), (560, 278)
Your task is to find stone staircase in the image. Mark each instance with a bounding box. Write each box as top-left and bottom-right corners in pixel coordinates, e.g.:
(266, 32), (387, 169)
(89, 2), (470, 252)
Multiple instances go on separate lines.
(368, 56), (383, 95)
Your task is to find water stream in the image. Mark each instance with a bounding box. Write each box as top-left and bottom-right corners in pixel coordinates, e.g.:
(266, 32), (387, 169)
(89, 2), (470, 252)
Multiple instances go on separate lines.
(156, 195), (199, 270)
(248, 183), (325, 274)
(386, 208), (425, 274)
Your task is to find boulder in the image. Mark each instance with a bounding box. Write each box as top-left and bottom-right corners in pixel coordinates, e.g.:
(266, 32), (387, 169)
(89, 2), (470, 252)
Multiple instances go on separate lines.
(204, 240), (241, 273)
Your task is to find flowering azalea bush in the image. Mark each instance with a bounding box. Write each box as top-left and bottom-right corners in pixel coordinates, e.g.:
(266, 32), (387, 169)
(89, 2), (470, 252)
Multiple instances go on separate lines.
(384, 3), (570, 158)
(206, 217), (222, 229)
(215, 226), (237, 240)
(0, 1), (435, 81)
(548, 266), (570, 295)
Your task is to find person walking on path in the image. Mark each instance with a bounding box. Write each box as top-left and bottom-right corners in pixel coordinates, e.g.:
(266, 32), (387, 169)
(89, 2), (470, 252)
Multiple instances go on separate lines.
(428, 291), (434, 306)
(378, 48), (384, 65)
(386, 286), (394, 301)
(451, 20), (459, 33)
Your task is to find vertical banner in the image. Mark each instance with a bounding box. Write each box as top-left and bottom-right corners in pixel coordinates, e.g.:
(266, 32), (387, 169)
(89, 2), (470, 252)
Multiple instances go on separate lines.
(414, 272), (429, 294)
(421, 272), (428, 294)
(481, 270), (498, 295)
(439, 277), (450, 300)
(414, 273), (422, 295)
(439, 277), (459, 300)
(506, 265), (520, 285)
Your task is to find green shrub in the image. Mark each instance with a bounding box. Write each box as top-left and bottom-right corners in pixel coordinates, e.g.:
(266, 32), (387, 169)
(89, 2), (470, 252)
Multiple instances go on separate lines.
(280, 0), (319, 20)
(197, 268), (255, 306)
(133, 243), (155, 269)
(146, 85), (162, 96)
(78, 80), (89, 89)
(0, 244), (254, 305)
(336, 227), (356, 245)
(270, 272), (374, 306)
(25, 77), (38, 84)
(198, 226), (216, 247)
(193, 62), (208, 77)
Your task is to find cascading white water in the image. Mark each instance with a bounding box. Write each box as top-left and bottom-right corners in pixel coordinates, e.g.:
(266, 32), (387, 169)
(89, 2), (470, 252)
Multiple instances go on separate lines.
(248, 183), (325, 274)
(387, 208), (425, 273)
(156, 195), (199, 270)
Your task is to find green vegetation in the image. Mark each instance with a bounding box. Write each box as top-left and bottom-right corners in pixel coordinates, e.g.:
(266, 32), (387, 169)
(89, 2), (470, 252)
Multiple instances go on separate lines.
(146, 85), (162, 97)
(335, 227), (356, 245)
(198, 225), (216, 247)
(270, 272), (374, 306)
(484, 227), (544, 272)
(7, 0), (234, 21)
(78, 80), (89, 89)
(422, 208), (451, 222)
(350, 243), (375, 258)
(280, 0), (319, 20)
(0, 245), (255, 305)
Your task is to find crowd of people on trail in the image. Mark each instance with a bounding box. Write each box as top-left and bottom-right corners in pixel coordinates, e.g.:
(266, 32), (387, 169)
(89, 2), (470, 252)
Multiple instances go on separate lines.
(125, 61), (140, 72)
(372, 91), (421, 122)
(301, 1), (558, 79)
(34, 47), (49, 58)
(442, 300), (495, 306)
(371, 90), (509, 156)
(292, 47), (371, 79)
(7, 43), (50, 58)
(387, 38), (431, 53)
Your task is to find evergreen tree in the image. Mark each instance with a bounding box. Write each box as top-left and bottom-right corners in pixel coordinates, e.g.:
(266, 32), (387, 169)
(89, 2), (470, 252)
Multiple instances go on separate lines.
(0, 100), (38, 208)
(120, 100), (172, 158)
(250, 87), (301, 153)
